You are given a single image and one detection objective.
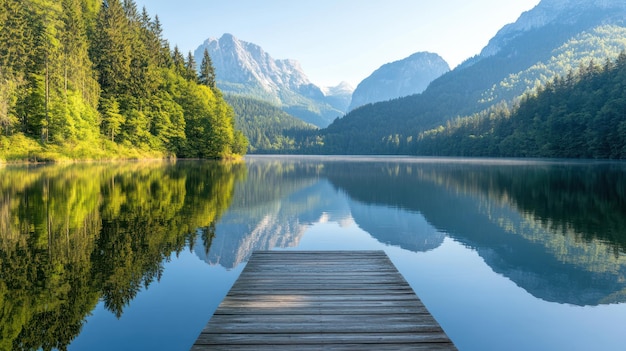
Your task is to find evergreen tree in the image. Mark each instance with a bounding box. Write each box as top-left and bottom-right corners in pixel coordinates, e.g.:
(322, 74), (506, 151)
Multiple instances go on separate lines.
(148, 14), (171, 68)
(171, 45), (185, 75)
(412, 51), (626, 159)
(90, 0), (132, 97)
(199, 48), (216, 89)
(0, 0), (246, 160)
(0, 0), (34, 73)
(185, 51), (198, 83)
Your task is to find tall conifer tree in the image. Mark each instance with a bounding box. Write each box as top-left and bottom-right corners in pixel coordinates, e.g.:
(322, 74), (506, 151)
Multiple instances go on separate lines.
(91, 0), (132, 97)
(185, 51), (198, 82)
(171, 45), (185, 75)
(199, 48), (216, 89)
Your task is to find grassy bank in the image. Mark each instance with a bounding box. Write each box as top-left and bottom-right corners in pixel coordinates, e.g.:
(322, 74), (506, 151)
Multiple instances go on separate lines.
(0, 134), (171, 163)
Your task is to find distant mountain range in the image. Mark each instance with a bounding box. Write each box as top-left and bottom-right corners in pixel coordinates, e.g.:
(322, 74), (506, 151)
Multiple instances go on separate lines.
(316, 0), (626, 154)
(194, 34), (350, 127)
(321, 81), (354, 112)
(193, 0), (626, 156)
(348, 52), (449, 111)
(194, 34), (450, 128)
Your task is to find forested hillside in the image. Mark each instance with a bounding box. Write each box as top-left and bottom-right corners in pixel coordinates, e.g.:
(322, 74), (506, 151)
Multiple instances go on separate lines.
(0, 0), (247, 161)
(415, 52), (626, 159)
(225, 95), (316, 153)
(312, 14), (626, 155)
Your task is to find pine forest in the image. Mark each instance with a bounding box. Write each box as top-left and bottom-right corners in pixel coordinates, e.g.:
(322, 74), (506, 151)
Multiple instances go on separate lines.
(414, 52), (626, 158)
(0, 0), (248, 162)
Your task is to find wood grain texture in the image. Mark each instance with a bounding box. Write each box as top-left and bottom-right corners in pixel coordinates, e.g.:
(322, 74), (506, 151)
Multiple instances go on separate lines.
(191, 250), (457, 350)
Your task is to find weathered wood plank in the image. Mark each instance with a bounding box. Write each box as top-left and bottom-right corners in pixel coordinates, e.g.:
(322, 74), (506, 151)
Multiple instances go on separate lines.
(222, 295), (420, 303)
(192, 344), (456, 351)
(212, 306), (432, 316)
(194, 332), (453, 344)
(191, 250), (457, 350)
(205, 313), (440, 325)
(216, 300), (425, 310)
(226, 288), (416, 295)
(205, 315), (445, 334)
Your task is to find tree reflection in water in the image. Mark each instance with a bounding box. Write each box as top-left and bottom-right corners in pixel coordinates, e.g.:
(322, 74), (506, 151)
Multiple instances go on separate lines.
(0, 161), (245, 351)
(2, 157), (626, 350)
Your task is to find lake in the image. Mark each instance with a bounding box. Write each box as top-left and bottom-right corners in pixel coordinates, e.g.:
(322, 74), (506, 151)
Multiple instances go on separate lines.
(2, 156), (626, 351)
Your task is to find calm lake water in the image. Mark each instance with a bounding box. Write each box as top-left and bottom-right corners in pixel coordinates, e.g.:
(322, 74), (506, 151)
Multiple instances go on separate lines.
(2, 156), (626, 351)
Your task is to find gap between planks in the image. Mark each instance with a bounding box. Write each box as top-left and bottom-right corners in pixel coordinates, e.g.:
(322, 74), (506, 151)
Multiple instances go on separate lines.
(191, 250), (457, 350)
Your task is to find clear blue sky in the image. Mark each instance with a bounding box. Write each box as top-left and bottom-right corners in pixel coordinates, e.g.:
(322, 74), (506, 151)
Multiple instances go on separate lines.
(133, 0), (541, 87)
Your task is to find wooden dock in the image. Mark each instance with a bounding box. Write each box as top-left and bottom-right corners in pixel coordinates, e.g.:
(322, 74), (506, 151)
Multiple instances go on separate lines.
(191, 250), (457, 350)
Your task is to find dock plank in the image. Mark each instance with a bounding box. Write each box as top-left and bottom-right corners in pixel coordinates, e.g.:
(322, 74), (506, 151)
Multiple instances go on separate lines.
(191, 250), (456, 350)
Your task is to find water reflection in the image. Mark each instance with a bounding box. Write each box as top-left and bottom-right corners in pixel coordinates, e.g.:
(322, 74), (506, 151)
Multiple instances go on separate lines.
(0, 161), (245, 351)
(204, 157), (626, 306)
(348, 199), (445, 252)
(2, 157), (626, 350)
(337, 159), (626, 306)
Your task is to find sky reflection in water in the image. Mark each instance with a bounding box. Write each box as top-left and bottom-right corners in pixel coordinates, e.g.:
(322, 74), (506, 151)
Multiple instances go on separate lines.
(2, 157), (626, 350)
(187, 156), (626, 350)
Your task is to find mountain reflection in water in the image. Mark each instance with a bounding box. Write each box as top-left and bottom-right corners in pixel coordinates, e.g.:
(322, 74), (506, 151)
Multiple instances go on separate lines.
(201, 157), (626, 306)
(1, 157), (626, 350)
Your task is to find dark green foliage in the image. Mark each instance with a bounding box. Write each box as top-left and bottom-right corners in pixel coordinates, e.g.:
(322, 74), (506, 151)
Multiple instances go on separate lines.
(199, 47), (215, 89)
(184, 51), (198, 83)
(415, 52), (626, 159)
(225, 95), (316, 153)
(170, 46), (185, 77)
(91, 0), (132, 97)
(0, 0), (36, 73)
(0, 0), (247, 160)
(310, 22), (626, 156)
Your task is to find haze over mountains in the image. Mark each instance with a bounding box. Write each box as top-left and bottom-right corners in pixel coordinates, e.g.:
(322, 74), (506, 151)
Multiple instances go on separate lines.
(480, 0), (626, 57)
(194, 34), (451, 127)
(194, 34), (349, 127)
(192, 0), (626, 156)
(348, 52), (450, 111)
(317, 0), (626, 154)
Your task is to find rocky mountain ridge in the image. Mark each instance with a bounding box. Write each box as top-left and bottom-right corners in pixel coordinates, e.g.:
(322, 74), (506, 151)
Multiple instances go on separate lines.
(321, 81), (354, 113)
(197, 34), (309, 96)
(314, 0), (626, 155)
(348, 52), (449, 111)
(481, 0), (626, 57)
(194, 33), (454, 126)
(194, 33), (349, 127)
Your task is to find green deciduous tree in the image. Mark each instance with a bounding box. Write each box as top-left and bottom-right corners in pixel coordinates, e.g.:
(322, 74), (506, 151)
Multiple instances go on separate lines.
(99, 96), (124, 141)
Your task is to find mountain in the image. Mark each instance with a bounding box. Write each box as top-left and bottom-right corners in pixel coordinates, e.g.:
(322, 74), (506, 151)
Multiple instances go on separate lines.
(415, 51), (626, 158)
(190, 156), (626, 305)
(194, 33), (349, 128)
(348, 52), (450, 111)
(347, 198), (445, 252)
(322, 81), (354, 112)
(480, 0), (626, 57)
(313, 0), (626, 155)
